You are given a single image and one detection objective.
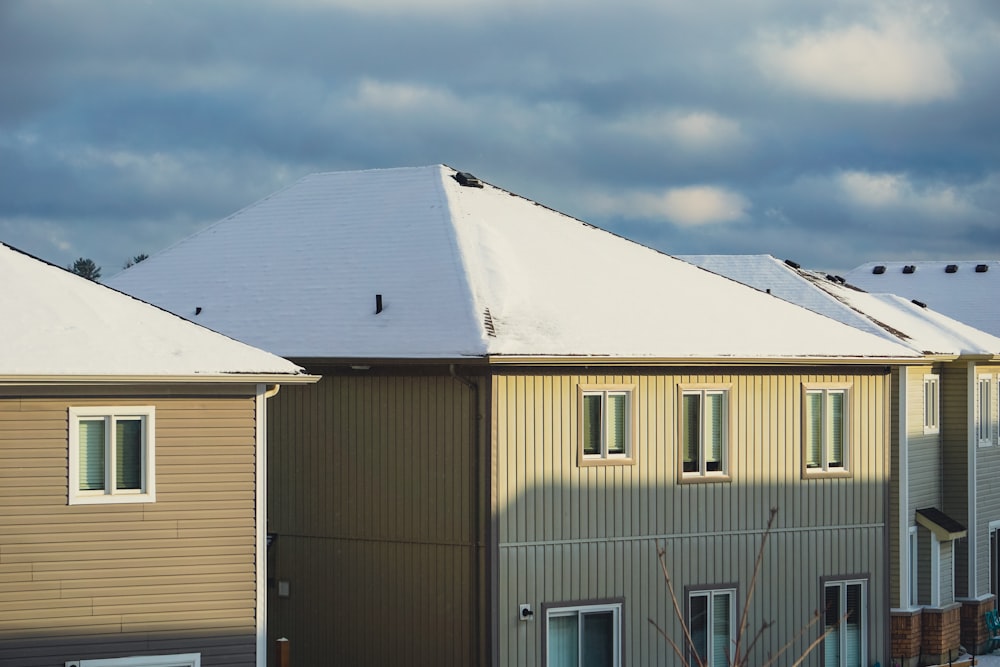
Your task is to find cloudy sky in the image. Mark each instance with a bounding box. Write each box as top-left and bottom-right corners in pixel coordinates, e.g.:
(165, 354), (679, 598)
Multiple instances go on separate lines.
(2, 0), (998, 277)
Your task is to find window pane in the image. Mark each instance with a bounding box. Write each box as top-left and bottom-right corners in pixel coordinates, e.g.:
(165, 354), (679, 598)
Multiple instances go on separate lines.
(79, 419), (106, 491)
(116, 418), (143, 490)
(583, 395), (602, 456)
(845, 584), (863, 667)
(829, 392), (844, 467)
(582, 611), (615, 667)
(711, 592), (732, 667)
(606, 394), (626, 455)
(705, 393), (723, 472)
(825, 585), (841, 666)
(690, 594), (708, 665)
(549, 614), (580, 667)
(683, 393), (701, 473)
(806, 392), (823, 468)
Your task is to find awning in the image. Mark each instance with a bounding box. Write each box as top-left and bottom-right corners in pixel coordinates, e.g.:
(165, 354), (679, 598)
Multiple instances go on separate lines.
(916, 507), (967, 541)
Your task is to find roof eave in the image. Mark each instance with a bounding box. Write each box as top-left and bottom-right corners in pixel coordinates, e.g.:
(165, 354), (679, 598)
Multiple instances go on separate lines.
(484, 354), (923, 366)
(0, 373), (321, 386)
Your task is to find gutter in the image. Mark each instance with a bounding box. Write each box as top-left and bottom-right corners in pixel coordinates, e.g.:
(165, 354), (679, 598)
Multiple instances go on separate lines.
(485, 355), (925, 366)
(0, 373), (320, 386)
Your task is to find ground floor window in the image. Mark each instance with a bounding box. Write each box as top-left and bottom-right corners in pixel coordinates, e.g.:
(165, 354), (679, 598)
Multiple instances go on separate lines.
(687, 588), (735, 667)
(546, 601), (622, 667)
(824, 579), (867, 667)
(75, 654), (200, 667)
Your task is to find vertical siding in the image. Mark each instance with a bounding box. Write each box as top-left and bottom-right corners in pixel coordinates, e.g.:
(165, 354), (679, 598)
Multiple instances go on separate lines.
(0, 388), (260, 667)
(266, 373), (484, 666)
(494, 368), (890, 667)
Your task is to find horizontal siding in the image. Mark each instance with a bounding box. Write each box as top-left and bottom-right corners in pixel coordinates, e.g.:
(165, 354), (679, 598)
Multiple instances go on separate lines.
(494, 369), (890, 666)
(976, 364), (1000, 597)
(0, 390), (260, 667)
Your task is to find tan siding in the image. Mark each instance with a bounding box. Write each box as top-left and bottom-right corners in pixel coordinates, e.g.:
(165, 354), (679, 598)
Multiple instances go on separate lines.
(0, 389), (260, 666)
(266, 374), (484, 666)
(494, 368), (891, 666)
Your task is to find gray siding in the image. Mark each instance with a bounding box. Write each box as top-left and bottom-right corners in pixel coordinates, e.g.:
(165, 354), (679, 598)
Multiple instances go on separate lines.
(975, 363), (1000, 598)
(266, 372), (486, 666)
(494, 369), (890, 666)
(0, 387), (261, 667)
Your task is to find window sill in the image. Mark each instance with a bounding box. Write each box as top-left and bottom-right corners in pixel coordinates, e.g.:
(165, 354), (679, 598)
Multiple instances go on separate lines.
(802, 469), (852, 479)
(679, 473), (731, 484)
(69, 492), (156, 506)
(579, 456), (635, 468)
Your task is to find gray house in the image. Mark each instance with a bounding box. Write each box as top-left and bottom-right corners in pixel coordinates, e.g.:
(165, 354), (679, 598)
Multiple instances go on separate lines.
(110, 165), (922, 666)
(683, 254), (1000, 664)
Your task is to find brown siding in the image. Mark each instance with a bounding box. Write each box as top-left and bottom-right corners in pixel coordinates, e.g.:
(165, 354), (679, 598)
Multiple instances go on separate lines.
(266, 373), (485, 666)
(941, 363), (970, 597)
(494, 369), (890, 666)
(0, 388), (261, 667)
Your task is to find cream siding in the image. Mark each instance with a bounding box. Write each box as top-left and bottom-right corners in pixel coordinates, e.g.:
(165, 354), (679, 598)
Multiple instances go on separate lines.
(0, 389), (261, 667)
(494, 368), (890, 666)
(265, 373), (486, 666)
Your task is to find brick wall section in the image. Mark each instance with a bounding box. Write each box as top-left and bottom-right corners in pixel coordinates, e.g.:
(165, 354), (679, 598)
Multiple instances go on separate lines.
(891, 610), (922, 663)
(961, 597), (996, 655)
(921, 605), (962, 665)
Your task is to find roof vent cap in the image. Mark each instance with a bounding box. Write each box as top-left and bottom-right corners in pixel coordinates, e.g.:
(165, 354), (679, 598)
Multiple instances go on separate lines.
(783, 259), (800, 269)
(976, 264), (989, 273)
(902, 265), (916, 274)
(873, 265), (886, 275)
(454, 172), (483, 188)
(911, 299), (927, 308)
(945, 264), (958, 273)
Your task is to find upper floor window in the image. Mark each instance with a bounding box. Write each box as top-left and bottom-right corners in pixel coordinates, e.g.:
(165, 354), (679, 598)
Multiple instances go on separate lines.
(679, 387), (730, 481)
(977, 375), (993, 447)
(69, 406), (155, 504)
(803, 385), (850, 477)
(687, 588), (735, 667)
(546, 601), (622, 667)
(578, 386), (634, 466)
(923, 374), (940, 434)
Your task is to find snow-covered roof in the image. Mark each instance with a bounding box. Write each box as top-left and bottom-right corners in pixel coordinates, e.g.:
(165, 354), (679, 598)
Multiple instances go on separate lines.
(0, 243), (311, 380)
(108, 165), (918, 362)
(845, 260), (1000, 338)
(681, 254), (1000, 357)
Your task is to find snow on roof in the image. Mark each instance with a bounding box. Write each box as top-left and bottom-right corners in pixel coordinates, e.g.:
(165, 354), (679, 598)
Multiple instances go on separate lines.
(0, 243), (309, 378)
(681, 254), (1000, 357)
(108, 165), (918, 361)
(845, 260), (1000, 338)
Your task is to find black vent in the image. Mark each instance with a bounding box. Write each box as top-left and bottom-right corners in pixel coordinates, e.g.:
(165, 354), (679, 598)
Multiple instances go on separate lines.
(873, 265), (886, 274)
(483, 308), (496, 337)
(945, 264), (958, 273)
(912, 299), (927, 308)
(454, 172), (483, 188)
(976, 264), (989, 273)
(783, 259), (801, 269)
(902, 265), (916, 274)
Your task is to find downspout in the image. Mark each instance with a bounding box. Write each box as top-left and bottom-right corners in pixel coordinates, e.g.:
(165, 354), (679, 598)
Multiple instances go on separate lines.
(899, 367), (910, 609)
(968, 364), (978, 598)
(255, 384), (271, 667)
(450, 365), (484, 666)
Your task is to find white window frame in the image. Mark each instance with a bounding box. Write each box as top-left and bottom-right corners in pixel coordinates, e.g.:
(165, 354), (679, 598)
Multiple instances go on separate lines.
(679, 385), (732, 481)
(72, 654), (200, 667)
(923, 374), (940, 434)
(545, 601), (622, 667)
(687, 587), (736, 667)
(802, 384), (851, 477)
(578, 385), (635, 466)
(908, 526), (919, 608)
(977, 374), (993, 447)
(823, 578), (868, 667)
(68, 406), (155, 505)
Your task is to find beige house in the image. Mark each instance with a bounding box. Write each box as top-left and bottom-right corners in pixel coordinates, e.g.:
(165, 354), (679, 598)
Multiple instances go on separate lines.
(0, 243), (316, 667)
(110, 165), (923, 666)
(682, 254), (1000, 664)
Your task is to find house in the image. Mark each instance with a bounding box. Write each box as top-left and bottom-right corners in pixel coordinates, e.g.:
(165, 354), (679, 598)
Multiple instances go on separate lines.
(109, 165), (924, 666)
(681, 254), (1000, 665)
(845, 261), (1000, 338)
(0, 243), (317, 667)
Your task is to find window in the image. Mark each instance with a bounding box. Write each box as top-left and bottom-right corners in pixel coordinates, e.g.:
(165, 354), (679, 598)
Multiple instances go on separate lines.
(824, 579), (867, 667)
(579, 386), (634, 465)
(688, 588), (735, 667)
(977, 375), (993, 447)
(75, 654), (200, 667)
(680, 387), (730, 480)
(546, 602), (622, 667)
(69, 406), (155, 504)
(803, 385), (849, 476)
(923, 375), (940, 434)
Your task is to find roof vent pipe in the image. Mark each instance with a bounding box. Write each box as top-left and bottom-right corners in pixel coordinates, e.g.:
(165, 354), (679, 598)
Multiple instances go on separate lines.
(375, 294), (383, 314)
(976, 264), (989, 273)
(945, 264), (958, 273)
